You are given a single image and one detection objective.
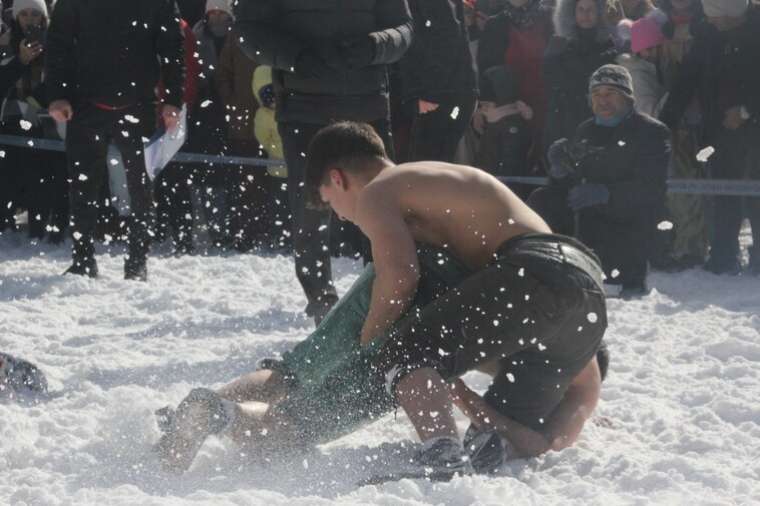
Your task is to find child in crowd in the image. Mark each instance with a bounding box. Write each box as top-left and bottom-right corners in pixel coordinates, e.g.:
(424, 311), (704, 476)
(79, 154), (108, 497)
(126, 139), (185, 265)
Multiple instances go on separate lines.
(475, 65), (533, 179)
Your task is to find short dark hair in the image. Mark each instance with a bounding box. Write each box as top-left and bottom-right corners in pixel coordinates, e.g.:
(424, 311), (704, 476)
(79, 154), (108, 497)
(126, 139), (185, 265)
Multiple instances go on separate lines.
(305, 122), (388, 207)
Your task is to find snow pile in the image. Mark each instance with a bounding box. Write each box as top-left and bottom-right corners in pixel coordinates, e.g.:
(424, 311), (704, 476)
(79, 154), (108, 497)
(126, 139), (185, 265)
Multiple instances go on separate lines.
(1, 234), (759, 505)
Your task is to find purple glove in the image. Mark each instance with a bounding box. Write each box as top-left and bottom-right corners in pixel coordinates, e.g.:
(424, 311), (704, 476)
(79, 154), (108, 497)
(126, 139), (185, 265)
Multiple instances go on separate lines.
(568, 183), (609, 211)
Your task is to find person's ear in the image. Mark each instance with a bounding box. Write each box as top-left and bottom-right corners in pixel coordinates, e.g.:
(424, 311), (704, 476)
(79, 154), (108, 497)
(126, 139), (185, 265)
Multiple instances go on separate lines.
(329, 168), (345, 189)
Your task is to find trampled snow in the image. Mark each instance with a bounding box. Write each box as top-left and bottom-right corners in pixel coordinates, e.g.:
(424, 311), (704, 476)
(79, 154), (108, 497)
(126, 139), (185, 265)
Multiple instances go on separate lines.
(1, 233), (759, 505)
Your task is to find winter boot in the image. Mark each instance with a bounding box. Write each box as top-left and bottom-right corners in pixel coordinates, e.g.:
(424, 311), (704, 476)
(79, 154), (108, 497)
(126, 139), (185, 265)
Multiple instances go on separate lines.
(154, 388), (233, 473)
(414, 437), (473, 479)
(64, 239), (98, 278)
(124, 222), (150, 281)
(124, 253), (148, 281)
(463, 425), (507, 474)
(619, 283), (649, 300)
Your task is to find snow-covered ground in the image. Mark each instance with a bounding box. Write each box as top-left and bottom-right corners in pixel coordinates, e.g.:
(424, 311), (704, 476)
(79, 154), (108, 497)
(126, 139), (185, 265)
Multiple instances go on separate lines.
(1, 229), (759, 506)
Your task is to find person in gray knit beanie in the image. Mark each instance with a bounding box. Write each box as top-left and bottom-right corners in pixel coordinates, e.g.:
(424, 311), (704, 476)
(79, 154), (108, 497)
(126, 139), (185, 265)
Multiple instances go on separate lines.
(588, 64), (635, 101)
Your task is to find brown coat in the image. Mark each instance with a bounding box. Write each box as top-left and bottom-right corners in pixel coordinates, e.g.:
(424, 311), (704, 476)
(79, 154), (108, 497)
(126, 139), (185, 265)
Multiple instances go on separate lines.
(216, 34), (259, 143)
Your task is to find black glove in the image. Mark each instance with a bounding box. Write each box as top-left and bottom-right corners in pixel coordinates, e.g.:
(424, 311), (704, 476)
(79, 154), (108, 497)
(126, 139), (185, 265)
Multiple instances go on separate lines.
(339, 36), (375, 69)
(294, 49), (331, 78)
(567, 183), (610, 211)
(547, 138), (575, 180)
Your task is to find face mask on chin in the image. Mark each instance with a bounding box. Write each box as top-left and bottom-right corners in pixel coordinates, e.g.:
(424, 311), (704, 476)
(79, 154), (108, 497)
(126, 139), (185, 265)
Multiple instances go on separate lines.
(595, 107), (632, 127)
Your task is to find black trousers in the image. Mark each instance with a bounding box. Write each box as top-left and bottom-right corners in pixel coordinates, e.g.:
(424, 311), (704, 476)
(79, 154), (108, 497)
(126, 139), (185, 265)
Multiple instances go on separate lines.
(0, 139), (68, 237)
(708, 125), (760, 266)
(407, 94), (476, 163)
(24, 148), (69, 240)
(278, 119), (393, 315)
(226, 138), (273, 248)
(66, 103), (156, 257)
(373, 233), (607, 431)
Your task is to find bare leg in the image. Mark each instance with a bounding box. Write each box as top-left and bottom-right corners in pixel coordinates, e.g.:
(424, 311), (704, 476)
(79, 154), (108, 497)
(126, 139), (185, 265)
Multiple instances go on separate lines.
(217, 368), (288, 404)
(396, 368), (458, 442)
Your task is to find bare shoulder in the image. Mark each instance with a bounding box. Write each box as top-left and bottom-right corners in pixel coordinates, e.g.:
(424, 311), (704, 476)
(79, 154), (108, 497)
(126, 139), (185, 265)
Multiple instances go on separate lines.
(369, 162), (484, 190)
(354, 177), (404, 230)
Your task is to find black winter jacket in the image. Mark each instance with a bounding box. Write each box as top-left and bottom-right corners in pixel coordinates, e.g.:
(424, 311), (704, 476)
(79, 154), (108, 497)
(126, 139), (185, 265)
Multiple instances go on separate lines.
(234, 0), (413, 124)
(569, 111), (671, 224)
(660, 8), (760, 145)
(399, 0), (477, 103)
(45, 0), (185, 108)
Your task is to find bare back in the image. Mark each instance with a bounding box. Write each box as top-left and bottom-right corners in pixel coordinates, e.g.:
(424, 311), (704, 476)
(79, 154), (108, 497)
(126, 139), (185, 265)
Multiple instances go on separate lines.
(363, 162), (551, 270)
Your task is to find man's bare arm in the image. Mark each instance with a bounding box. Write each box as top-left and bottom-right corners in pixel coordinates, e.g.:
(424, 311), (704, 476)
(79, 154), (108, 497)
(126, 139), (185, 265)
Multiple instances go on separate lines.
(355, 189), (420, 346)
(452, 358), (602, 458)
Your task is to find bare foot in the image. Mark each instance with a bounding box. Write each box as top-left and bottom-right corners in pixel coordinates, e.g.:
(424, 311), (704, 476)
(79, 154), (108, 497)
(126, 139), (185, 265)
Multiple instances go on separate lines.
(154, 388), (230, 473)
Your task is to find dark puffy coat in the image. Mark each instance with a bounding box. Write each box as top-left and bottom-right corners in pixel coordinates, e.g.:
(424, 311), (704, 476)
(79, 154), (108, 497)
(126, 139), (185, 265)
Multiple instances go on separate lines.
(568, 112), (671, 287)
(234, 0), (413, 124)
(660, 7), (760, 145)
(543, 0), (617, 148)
(45, 0), (184, 108)
(570, 112), (670, 220)
(399, 0), (477, 103)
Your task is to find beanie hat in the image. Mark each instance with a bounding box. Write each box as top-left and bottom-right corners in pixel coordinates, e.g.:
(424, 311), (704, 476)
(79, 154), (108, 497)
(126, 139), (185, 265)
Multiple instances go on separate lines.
(631, 16), (665, 53)
(589, 64), (635, 100)
(701, 0), (749, 17)
(205, 0), (233, 16)
(12, 0), (48, 19)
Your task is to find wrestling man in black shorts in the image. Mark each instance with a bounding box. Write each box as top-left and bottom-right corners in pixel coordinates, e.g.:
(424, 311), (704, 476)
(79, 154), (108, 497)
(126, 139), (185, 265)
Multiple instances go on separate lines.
(306, 122), (608, 477)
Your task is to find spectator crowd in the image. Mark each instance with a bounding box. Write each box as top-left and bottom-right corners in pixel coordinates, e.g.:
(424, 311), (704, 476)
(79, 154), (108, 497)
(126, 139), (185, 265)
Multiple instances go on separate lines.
(0, 0), (758, 311)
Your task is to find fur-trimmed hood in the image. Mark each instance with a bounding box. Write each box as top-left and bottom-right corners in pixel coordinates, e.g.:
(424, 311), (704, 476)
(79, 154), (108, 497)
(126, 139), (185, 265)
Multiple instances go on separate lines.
(553, 0), (611, 42)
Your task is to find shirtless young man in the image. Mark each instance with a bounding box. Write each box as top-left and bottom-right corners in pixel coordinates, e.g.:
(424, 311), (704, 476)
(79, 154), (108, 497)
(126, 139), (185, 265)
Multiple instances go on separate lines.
(306, 121), (608, 476)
